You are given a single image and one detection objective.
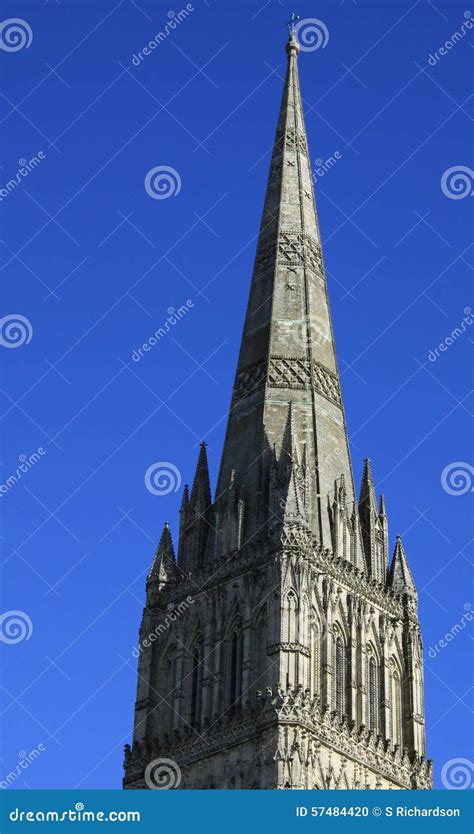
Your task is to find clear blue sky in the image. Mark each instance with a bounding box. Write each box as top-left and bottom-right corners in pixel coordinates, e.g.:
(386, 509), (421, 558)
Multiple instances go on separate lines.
(1, 0), (472, 790)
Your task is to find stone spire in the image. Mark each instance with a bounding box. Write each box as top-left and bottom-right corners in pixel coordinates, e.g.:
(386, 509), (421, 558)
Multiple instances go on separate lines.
(147, 521), (177, 592)
(388, 535), (417, 598)
(359, 458), (378, 572)
(190, 442), (212, 510)
(125, 26), (431, 793)
(179, 443), (213, 573)
(215, 27), (356, 551)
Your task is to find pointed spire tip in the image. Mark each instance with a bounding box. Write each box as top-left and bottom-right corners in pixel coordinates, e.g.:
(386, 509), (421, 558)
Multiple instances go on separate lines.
(286, 12), (300, 55)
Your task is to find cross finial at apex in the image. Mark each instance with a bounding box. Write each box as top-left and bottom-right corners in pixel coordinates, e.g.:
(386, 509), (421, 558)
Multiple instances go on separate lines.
(287, 12), (299, 37)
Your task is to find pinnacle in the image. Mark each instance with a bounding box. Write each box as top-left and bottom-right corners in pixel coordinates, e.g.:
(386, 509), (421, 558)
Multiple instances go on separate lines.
(190, 442), (211, 508)
(388, 535), (417, 597)
(359, 457), (377, 512)
(149, 521), (177, 584)
(180, 484), (190, 511)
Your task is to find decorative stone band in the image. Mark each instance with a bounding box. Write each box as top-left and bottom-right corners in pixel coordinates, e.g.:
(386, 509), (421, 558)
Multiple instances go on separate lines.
(124, 686), (432, 790)
(274, 127), (309, 157)
(267, 641), (311, 657)
(233, 356), (342, 407)
(143, 549), (407, 659)
(253, 231), (323, 277)
(278, 230), (323, 274)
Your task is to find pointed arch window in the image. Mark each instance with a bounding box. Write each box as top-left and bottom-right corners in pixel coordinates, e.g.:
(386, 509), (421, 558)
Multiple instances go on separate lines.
(413, 664), (421, 714)
(160, 644), (177, 735)
(334, 634), (345, 718)
(312, 623), (320, 699)
(367, 656), (378, 732)
(390, 663), (402, 748)
(253, 610), (266, 694)
(229, 621), (243, 711)
(286, 591), (298, 643)
(190, 633), (203, 726)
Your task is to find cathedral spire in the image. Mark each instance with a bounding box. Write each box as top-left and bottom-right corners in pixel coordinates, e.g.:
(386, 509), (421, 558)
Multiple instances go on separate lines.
(359, 458), (377, 515)
(126, 25), (431, 792)
(215, 27), (357, 549)
(190, 442), (211, 509)
(388, 535), (417, 598)
(148, 521), (177, 590)
(179, 443), (213, 573)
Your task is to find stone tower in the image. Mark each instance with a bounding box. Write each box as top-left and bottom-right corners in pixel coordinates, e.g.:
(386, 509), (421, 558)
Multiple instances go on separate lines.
(124, 28), (432, 791)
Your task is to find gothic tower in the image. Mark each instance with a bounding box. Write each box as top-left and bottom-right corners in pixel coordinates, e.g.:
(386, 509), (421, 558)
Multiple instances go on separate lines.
(124, 26), (432, 791)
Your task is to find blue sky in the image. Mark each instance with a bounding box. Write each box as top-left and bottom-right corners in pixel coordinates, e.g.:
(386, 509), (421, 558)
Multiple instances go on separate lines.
(0, 0), (472, 790)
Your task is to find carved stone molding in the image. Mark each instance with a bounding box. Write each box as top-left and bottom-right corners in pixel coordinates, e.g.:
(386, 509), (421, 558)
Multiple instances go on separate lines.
(267, 641), (311, 657)
(268, 356), (310, 389)
(312, 361), (342, 406)
(285, 127), (308, 156)
(233, 362), (266, 401)
(277, 231), (323, 276)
